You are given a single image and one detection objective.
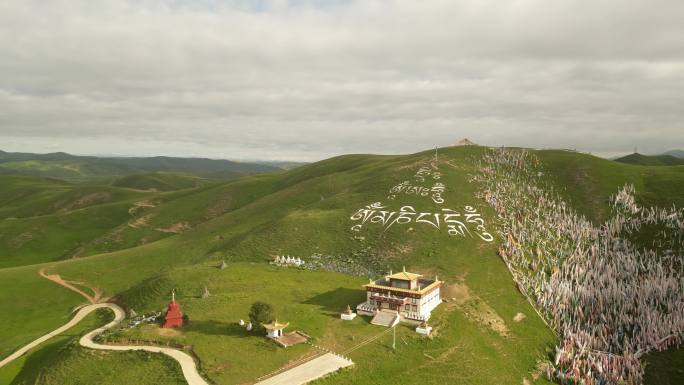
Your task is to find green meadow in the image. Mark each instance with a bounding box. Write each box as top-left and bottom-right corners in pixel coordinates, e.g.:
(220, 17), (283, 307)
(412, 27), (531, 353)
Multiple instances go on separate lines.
(0, 265), (85, 360)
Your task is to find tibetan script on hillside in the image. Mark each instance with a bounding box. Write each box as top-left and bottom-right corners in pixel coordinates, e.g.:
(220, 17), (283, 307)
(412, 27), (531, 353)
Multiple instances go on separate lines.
(350, 202), (493, 242)
(387, 165), (446, 204)
(387, 181), (445, 204)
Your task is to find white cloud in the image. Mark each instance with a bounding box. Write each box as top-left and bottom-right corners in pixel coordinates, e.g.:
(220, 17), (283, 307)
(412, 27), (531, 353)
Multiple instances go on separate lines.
(0, 0), (682, 161)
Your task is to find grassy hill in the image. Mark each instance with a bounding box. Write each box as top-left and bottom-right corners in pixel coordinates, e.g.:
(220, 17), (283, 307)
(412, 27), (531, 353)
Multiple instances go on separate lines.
(663, 149), (684, 158)
(0, 175), (150, 219)
(111, 172), (213, 191)
(615, 153), (684, 166)
(537, 150), (684, 223)
(0, 167), (320, 268)
(0, 150), (282, 179)
(0, 146), (682, 385)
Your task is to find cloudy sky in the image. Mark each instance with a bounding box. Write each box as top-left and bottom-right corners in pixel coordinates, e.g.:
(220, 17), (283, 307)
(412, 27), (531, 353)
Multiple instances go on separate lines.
(1, 0), (683, 161)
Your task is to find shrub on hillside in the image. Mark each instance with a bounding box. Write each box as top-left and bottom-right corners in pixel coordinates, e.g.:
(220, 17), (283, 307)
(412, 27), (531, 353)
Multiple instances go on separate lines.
(248, 301), (274, 332)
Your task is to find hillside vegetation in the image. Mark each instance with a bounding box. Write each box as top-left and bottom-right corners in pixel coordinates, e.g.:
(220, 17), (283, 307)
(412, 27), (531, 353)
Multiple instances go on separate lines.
(0, 150), (282, 179)
(111, 172), (213, 191)
(0, 146), (682, 385)
(538, 150), (684, 223)
(615, 153), (684, 166)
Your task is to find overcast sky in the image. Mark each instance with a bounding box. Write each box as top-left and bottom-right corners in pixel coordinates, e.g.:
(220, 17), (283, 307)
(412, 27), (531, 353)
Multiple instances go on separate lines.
(1, 0), (683, 161)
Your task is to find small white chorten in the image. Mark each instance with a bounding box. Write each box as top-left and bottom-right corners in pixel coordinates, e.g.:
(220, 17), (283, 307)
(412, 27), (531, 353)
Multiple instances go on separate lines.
(341, 304), (357, 321)
(416, 321), (432, 335)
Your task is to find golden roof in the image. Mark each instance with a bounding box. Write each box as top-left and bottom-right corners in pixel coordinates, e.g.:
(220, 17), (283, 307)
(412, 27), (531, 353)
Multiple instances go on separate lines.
(364, 280), (442, 295)
(387, 271), (422, 281)
(262, 319), (289, 330)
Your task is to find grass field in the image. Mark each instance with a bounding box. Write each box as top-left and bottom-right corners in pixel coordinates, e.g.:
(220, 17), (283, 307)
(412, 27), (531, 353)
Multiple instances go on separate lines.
(0, 309), (111, 385)
(111, 172), (214, 192)
(0, 265), (85, 360)
(643, 348), (684, 385)
(0, 145), (682, 384)
(537, 150), (684, 223)
(105, 262), (555, 385)
(114, 263), (373, 384)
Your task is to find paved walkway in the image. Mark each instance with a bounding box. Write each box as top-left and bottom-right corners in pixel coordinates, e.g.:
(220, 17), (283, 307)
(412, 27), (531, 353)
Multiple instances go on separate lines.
(255, 353), (353, 385)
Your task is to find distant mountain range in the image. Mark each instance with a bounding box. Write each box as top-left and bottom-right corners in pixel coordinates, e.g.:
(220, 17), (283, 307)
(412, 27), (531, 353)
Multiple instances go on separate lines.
(614, 150), (684, 166)
(0, 150), (300, 179)
(663, 149), (684, 158)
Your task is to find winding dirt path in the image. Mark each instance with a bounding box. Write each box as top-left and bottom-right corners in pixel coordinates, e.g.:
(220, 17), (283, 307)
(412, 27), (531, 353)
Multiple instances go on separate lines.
(0, 269), (209, 385)
(38, 268), (102, 304)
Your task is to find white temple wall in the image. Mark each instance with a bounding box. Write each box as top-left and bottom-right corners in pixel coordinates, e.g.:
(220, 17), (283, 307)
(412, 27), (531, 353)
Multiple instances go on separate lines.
(418, 289), (441, 317)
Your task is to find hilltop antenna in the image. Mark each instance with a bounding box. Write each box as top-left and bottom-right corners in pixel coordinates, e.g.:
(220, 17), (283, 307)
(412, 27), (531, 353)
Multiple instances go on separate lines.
(434, 146), (438, 162)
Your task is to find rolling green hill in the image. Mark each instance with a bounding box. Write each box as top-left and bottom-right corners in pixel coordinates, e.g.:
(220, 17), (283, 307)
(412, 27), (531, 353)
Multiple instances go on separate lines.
(111, 172), (213, 191)
(0, 150), (282, 179)
(663, 149), (684, 158)
(615, 153), (684, 166)
(0, 146), (682, 385)
(0, 175), (149, 219)
(538, 150), (684, 223)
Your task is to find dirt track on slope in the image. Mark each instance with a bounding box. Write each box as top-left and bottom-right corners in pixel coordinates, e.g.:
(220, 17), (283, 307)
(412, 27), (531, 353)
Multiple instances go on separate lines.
(38, 268), (102, 303)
